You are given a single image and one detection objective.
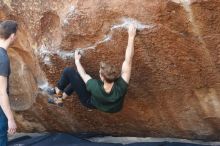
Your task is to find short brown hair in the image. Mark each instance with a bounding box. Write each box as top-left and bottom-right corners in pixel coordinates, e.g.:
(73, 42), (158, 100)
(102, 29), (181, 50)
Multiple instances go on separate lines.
(100, 61), (119, 83)
(0, 20), (18, 40)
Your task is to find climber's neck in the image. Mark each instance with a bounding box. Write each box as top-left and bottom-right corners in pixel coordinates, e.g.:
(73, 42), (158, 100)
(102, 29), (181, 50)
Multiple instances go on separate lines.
(103, 82), (114, 93)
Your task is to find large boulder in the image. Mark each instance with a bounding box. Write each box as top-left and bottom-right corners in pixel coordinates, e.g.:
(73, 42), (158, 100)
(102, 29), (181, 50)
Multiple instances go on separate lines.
(1, 0), (220, 140)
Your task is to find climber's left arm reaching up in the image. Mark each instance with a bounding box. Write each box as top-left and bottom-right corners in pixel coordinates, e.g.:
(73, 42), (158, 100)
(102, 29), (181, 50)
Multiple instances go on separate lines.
(75, 50), (92, 83)
(121, 24), (136, 84)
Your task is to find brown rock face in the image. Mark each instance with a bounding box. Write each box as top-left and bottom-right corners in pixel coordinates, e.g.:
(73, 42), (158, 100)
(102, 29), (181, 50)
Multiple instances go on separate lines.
(1, 0), (220, 140)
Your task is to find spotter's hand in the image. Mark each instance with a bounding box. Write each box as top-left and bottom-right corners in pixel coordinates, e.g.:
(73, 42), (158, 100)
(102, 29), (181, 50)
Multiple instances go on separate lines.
(8, 119), (17, 135)
(75, 50), (82, 62)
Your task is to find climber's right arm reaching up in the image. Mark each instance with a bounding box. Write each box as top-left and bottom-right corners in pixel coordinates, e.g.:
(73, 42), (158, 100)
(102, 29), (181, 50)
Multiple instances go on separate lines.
(121, 25), (137, 84)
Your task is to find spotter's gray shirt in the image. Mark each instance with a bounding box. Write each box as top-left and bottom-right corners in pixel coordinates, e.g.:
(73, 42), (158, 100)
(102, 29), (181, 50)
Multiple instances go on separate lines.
(0, 47), (11, 94)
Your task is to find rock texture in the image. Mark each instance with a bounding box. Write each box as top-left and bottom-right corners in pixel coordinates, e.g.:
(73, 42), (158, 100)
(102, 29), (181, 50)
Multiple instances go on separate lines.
(0, 0), (220, 140)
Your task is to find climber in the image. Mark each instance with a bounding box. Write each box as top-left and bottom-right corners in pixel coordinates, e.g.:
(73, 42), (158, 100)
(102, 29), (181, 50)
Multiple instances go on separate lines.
(48, 24), (137, 113)
(0, 20), (18, 146)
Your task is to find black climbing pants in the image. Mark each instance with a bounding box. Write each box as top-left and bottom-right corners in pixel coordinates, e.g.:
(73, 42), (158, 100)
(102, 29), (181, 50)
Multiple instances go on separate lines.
(57, 67), (95, 109)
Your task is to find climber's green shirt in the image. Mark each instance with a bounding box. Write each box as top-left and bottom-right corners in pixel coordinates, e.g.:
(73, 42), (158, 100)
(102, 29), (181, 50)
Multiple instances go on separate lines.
(86, 76), (128, 113)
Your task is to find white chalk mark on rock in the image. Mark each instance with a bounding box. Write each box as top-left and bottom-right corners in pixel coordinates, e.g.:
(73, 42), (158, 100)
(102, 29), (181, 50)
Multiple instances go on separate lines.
(38, 81), (51, 92)
(36, 44), (54, 65)
(171, 0), (191, 4)
(111, 18), (155, 31)
(63, 5), (76, 25)
(36, 18), (153, 64)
